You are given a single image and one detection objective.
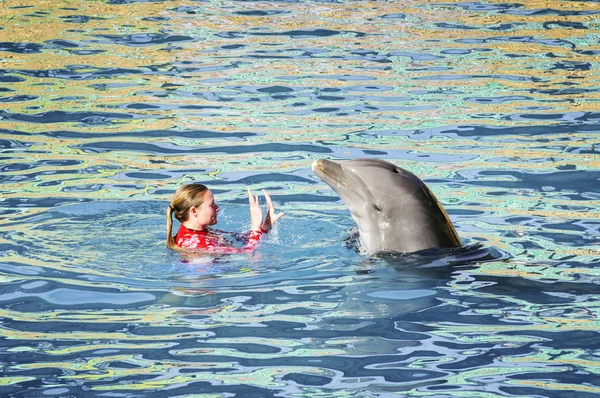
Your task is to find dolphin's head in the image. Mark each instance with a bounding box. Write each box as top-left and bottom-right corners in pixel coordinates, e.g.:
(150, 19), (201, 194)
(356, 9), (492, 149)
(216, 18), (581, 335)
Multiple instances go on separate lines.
(312, 158), (460, 254)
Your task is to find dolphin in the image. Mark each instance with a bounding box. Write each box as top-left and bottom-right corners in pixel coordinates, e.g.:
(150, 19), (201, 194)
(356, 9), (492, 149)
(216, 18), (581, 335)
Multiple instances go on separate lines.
(312, 158), (461, 254)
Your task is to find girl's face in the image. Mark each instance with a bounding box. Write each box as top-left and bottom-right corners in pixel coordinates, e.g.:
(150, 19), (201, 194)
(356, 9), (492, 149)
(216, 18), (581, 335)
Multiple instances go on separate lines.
(195, 190), (220, 227)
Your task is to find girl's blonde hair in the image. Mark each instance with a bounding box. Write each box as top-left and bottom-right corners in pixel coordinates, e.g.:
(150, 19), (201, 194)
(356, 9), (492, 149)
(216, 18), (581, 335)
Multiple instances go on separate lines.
(166, 184), (209, 250)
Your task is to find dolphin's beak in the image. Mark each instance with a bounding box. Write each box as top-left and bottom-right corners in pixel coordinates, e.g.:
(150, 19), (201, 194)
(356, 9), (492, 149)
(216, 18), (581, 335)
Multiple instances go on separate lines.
(312, 159), (342, 184)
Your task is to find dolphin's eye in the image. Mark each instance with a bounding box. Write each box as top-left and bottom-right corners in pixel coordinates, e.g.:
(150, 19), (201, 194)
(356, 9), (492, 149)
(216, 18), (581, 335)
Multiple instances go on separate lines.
(373, 204), (382, 212)
(392, 168), (400, 174)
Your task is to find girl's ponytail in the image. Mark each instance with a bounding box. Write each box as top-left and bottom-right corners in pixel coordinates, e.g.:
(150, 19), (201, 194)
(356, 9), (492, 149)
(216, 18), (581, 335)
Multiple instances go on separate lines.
(166, 205), (177, 249)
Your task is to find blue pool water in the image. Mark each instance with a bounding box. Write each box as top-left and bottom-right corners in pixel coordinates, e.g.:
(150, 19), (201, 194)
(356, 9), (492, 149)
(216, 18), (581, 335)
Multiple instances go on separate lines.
(1, 0), (599, 396)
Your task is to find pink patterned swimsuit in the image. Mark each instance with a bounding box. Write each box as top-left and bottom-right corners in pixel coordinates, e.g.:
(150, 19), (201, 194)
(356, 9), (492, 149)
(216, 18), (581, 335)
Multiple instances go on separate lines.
(175, 224), (263, 253)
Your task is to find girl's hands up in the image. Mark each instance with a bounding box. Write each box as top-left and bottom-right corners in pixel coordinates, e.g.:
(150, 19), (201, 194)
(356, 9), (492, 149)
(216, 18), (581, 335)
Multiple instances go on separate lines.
(248, 189), (284, 232)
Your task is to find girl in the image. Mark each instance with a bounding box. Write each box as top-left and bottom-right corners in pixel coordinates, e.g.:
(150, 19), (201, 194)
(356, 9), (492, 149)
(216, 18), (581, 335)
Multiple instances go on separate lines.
(166, 184), (284, 253)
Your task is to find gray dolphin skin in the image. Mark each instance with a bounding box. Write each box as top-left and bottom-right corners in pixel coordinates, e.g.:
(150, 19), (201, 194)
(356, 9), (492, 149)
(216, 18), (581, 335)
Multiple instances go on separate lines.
(312, 158), (462, 254)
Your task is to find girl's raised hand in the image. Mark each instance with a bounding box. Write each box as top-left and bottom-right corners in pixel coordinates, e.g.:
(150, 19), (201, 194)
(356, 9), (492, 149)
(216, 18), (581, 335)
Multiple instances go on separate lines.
(261, 189), (284, 232)
(248, 188), (263, 231)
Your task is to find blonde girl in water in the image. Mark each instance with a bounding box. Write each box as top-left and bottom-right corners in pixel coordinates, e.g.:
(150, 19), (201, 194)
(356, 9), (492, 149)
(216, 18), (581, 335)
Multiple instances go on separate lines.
(166, 184), (284, 253)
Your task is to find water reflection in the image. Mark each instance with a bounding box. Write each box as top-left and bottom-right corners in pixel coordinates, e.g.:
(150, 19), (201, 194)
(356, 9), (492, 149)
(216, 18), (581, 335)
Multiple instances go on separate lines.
(1, 0), (599, 396)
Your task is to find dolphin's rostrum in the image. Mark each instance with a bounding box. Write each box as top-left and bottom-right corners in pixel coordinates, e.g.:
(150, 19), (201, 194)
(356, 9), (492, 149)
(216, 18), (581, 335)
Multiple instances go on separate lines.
(312, 158), (461, 254)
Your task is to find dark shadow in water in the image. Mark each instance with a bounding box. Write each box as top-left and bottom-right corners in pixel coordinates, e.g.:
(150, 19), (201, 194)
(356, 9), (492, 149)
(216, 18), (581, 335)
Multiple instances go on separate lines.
(75, 141), (333, 155)
(375, 244), (503, 269)
(0, 110), (135, 124)
(354, 244), (506, 286)
(466, 169), (600, 193)
(0, 42), (44, 53)
(96, 33), (195, 46)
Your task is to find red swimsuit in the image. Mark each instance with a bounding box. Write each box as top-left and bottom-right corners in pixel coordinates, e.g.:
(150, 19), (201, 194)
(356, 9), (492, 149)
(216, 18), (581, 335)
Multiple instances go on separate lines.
(175, 224), (263, 254)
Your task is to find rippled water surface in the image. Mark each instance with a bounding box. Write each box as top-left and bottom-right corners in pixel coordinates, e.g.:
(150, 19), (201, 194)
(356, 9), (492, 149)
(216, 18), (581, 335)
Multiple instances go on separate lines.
(1, 0), (600, 396)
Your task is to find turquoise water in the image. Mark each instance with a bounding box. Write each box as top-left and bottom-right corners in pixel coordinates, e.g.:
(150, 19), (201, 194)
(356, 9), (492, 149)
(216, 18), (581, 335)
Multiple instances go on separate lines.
(1, 0), (599, 396)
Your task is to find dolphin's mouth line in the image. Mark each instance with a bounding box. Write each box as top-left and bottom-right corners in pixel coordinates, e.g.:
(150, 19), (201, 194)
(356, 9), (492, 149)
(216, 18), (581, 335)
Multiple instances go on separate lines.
(322, 164), (380, 212)
(314, 159), (380, 211)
